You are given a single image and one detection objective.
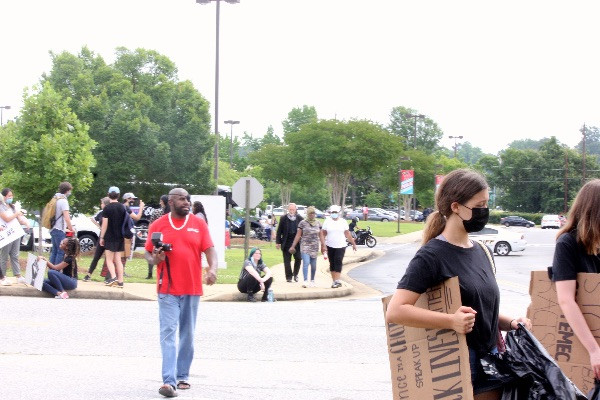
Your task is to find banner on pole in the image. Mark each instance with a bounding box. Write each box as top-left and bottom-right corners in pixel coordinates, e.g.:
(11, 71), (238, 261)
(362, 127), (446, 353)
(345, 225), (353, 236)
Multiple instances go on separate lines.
(435, 175), (445, 192)
(400, 170), (414, 195)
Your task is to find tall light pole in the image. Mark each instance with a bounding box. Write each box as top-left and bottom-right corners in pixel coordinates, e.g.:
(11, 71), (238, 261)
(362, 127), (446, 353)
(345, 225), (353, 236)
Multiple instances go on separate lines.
(581, 124), (587, 184)
(196, 0), (239, 194)
(0, 105), (11, 126)
(407, 114), (425, 149)
(224, 119), (239, 164)
(448, 135), (464, 158)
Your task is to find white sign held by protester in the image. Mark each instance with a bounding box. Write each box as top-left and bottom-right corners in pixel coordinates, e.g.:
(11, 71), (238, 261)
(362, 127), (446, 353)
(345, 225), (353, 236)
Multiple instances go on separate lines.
(0, 218), (25, 249)
(25, 253), (47, 291)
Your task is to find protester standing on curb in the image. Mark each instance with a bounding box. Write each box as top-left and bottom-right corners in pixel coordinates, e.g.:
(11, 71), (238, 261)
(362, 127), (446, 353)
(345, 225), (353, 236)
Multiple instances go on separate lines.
(121, 192), (145, 275)
(146, 195), (170, 280)
(49, 182), (75, 265)
(553, 179), (600, 380)
(275, 203), (303, 282)
(83, 197), (110, 282)
(237, 247), (273, 302)
(145, 188), (217, 398)
(99, 187), (126, 288)
(385, 169), (531, 399)
(289, 206), (324, 288)
(0, 188), (30, 284)
(321, 205), (356, 288)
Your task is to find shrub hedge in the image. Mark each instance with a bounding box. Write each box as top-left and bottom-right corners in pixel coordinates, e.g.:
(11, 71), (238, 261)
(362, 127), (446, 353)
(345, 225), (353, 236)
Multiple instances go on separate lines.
(489, 211), (545, 225)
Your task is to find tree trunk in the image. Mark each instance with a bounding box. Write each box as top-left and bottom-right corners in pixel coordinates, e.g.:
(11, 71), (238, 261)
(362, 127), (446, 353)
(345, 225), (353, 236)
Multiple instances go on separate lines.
(280, 182), (291, 207)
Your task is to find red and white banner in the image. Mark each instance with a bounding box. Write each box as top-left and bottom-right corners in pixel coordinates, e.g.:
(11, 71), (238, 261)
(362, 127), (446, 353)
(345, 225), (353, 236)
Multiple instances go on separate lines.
(400, 170), (414, 195)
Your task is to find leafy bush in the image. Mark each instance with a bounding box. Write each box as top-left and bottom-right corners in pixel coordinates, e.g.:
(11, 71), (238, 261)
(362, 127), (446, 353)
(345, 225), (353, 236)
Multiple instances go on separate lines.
(489, 211), (545, 225)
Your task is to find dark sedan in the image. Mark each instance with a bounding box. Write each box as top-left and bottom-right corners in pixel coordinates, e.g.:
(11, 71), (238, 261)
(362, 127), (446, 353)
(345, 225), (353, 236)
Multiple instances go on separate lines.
(499, 216), (535, 228)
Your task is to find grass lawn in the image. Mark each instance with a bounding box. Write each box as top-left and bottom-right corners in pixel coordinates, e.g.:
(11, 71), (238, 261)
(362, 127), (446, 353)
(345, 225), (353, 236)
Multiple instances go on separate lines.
(14, 222), (423, 285)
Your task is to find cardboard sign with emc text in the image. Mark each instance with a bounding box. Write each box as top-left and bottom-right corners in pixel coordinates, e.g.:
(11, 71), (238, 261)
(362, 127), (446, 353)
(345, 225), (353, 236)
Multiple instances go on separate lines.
(382, 277), (473, 400)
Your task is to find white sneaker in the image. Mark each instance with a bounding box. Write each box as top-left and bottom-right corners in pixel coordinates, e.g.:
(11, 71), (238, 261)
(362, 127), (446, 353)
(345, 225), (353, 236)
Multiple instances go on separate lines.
(0, 279), (11, 286)
(17, 276), (26, 284)
(310, 281), (316, 287)
(302, 281), (308, 288)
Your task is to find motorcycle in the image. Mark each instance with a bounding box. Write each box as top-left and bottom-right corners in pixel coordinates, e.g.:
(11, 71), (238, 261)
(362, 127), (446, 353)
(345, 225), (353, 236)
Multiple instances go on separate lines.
(230, 217), (266, 239)
(348, 226), (377, 248)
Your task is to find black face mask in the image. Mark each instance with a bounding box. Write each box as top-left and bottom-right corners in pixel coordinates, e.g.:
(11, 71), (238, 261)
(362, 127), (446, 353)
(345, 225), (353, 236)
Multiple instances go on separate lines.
(459, 205), (489, 233)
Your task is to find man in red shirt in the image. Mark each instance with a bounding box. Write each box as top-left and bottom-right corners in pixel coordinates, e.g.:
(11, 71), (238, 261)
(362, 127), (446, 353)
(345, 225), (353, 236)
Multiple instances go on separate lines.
(145, 188), (217, 398)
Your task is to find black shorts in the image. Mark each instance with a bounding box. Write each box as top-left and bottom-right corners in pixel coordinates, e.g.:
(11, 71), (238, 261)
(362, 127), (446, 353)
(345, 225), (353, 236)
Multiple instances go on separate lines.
(104, 240), (124, 252)
(326, 246), (346, 273)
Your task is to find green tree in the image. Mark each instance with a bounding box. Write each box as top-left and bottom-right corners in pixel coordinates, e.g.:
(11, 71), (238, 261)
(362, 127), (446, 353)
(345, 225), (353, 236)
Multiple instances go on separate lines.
(0, 83), (96, 252)
(456, 142), (486, 165)
(43, 47), (213, 208)
(388, 106), (443, 154)
(252, 144), (302, 206)
(576, 125), (600, 162)
(285, 119), (402, 207)
(507, 138), (551, 151)
(282, 105), (318, 135)
(261, 125), (281, 146)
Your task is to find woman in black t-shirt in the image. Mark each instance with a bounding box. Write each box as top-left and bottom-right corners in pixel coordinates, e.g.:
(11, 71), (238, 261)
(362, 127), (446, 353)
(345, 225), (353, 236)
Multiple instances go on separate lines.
(39, 237), (80, 299)
(552, 180), (600, 380)
(385, 169), (531, 399)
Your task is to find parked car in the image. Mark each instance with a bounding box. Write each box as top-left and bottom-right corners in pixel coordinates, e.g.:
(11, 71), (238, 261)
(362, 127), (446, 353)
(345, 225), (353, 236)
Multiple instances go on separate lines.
(372, 208), (399, 220)
(541, 214), (561, 229)
(408, 210), (424, 222)
(272, 207), (285, 217)
(71, 213), (101, 253)
(469, 226), (527, 256)
(296, 205), (308, 218)
(20, 218), (51, 252)
(346, 209), (396, 222)
(313, 208), (328, 218)
(499, 216), (535, 228)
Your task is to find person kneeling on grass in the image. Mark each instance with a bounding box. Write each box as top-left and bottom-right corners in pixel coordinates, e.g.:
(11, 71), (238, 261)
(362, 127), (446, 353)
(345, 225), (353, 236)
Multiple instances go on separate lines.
(38, 237), (80, 299)
(237, 247), (273, 302)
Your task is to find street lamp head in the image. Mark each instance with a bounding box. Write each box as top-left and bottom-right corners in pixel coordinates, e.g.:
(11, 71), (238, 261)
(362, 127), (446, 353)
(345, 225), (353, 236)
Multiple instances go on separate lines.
(196, 0), (239, 3)
(0, 106), (10, 110)
(224, 120), (240, 125)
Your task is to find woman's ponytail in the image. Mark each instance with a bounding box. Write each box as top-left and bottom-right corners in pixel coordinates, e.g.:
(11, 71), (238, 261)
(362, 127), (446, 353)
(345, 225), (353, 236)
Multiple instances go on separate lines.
(422, 211), (446, 244)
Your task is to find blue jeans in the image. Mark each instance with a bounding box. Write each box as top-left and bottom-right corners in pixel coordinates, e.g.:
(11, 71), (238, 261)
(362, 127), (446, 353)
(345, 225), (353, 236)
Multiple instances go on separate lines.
(158, 294), (200, 387)
(301, 252), (317, 281)
(43, 269), (77, 296)
(50, 229), (66, 265)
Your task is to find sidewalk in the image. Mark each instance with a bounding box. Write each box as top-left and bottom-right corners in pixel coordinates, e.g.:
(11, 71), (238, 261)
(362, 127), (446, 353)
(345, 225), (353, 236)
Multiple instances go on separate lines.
(0, 230), (423, 302)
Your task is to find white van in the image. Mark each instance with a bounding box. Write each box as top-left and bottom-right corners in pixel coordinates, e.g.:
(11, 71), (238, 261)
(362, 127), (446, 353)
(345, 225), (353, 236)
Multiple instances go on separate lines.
(541, 214), (561, 229)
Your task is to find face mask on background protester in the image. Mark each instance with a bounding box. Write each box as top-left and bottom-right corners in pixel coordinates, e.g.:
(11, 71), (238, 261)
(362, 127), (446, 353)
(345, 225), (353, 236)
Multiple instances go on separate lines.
(331, 212), (339, 219)
(459, 205), (489, 233)
(6, 198), (13, 204)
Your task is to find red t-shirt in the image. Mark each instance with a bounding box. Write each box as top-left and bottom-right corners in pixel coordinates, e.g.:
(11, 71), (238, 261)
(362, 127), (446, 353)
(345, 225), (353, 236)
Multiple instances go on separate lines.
(145, 213), (214, 295)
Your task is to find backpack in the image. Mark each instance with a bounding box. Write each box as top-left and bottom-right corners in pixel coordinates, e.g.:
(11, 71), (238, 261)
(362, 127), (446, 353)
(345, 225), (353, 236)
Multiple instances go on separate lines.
(122, 206), (135, 239)
(41, 194), (65, 229)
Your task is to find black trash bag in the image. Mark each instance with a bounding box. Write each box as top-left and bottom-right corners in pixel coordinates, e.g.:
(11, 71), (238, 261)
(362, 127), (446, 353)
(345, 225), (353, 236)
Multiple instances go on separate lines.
(499, 324), (586, 400)
(588, 380), (600, 400)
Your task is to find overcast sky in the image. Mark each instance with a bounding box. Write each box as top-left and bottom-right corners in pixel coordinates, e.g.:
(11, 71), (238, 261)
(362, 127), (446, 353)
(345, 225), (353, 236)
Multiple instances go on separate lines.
(2, 0), (598, 155)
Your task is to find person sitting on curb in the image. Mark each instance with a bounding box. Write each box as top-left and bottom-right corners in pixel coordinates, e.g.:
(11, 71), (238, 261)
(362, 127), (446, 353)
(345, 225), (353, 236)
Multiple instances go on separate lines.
(38, 236), (80, 299)
(237, 247), (273, 302)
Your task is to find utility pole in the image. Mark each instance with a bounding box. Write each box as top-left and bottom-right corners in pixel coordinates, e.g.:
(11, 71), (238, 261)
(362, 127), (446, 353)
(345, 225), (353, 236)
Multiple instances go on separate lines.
(564, 150), (569, 214)
(581, 124), (587, 185)
(407, 114), (425, 149)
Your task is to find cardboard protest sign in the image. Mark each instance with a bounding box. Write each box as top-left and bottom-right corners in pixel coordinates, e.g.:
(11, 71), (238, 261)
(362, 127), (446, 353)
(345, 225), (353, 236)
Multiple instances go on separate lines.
(25, 253), (47, 291)
(0, 218), (25, 249)
(528, 270), (599, 394)
(382, 277), (473, 400)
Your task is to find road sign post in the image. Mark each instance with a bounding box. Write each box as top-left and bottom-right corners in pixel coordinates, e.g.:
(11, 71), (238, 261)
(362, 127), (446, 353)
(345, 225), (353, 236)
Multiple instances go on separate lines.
(232, 177), (264, 258)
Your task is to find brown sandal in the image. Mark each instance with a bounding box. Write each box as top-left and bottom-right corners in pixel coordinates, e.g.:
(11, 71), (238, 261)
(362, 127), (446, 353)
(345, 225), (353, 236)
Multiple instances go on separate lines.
(176, 381), (190, 390)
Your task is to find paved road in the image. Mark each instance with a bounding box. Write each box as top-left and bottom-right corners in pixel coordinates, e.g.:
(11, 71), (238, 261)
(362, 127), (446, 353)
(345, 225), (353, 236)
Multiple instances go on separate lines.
(1, 296), (391, 400)
(349, 226), (558, 317)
